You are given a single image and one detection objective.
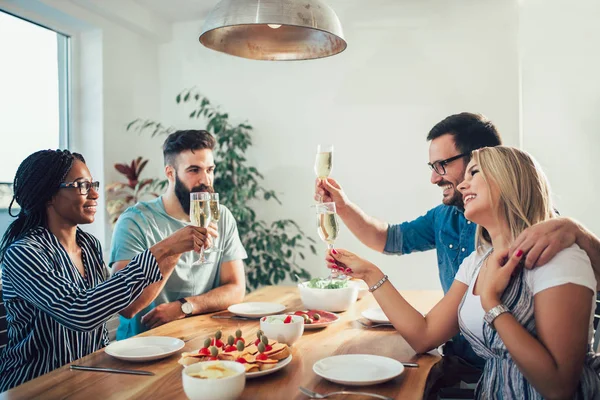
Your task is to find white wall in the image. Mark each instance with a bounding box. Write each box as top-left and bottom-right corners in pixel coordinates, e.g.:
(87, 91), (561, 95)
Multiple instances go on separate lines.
(157, 0), (521, 290)
(0, 0), (166, 248)
(520, 0), (600, 237)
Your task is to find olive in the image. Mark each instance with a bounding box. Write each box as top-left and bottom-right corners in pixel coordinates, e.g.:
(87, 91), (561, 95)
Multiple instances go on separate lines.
(256, 329), (264, 339)
(236, 341), (245, 352)
(235, 329), (242, 338)
(227, 335), (235, 346)
(257, 342), (266, 353)
(215, 330), (222, 340)
(203, 338), (211, 348)
(209, 346), (218, 357)
(261, 335), (269, 345)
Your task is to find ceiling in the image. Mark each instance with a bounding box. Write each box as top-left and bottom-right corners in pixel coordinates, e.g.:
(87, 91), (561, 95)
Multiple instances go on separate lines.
(132, 0), (400, 23)
(133, 0), (217, 22)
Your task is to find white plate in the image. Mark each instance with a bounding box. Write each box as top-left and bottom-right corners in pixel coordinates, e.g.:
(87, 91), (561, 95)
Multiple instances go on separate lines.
(313, 354), (404, 386)
(361, 307), (390, 324)
(228, 302), (286, 318)
(246, 355), (293, 379)
(105, 336), (185, 362)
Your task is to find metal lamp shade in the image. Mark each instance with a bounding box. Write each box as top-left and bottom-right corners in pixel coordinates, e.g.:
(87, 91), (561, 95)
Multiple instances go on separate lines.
(199, 0), (347, 61)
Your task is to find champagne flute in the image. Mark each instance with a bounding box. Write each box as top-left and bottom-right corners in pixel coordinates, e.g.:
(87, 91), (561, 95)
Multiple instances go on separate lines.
(205, 193), (222, 254)
(315, 202), (346, 280)
(314, 144), (333, 203)
(190, 192), (211, 265)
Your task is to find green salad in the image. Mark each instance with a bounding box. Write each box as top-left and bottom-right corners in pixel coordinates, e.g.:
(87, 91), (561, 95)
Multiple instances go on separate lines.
(307, 278), (349, 289)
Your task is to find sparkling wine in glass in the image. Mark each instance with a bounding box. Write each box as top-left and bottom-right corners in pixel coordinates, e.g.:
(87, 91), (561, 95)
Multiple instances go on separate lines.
(190, 192), (211, 265)
(315, 202), (346, 280)
(314, 144), (333, 202)
(205, 193), (222, 254)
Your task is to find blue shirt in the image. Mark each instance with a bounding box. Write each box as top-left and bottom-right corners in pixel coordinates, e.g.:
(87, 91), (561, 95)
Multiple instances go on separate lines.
(384, 204), (484, 368)
(384, 204), (476, 293)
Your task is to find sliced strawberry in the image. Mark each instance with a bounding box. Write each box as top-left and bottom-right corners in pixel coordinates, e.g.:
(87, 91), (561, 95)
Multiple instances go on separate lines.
(254, 338), (262, 346)
(224, 345), (237, 352)
(235, 357), (247, 364)
(256, 353), (268, 361)
(284, 315), (293, 324)
(234, 337), (245, 345)
(265, 344), (273, 352)
(198, 347), (210, 356)
(211, 338), (224, 348)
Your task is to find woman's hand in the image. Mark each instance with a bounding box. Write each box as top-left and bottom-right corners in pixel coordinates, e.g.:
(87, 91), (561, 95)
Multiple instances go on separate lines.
(479, 248), (524, 311)
(163, 225), (209, 255)
(325, 248), (377, 280)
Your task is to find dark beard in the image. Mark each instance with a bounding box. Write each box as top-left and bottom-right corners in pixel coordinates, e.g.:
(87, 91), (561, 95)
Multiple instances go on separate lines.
(174, 175), (213, 215)
(439, 180), (464, 209)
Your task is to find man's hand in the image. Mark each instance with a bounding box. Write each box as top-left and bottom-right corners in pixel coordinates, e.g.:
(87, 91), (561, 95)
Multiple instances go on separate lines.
(141, 302), (184, 329)
(205, 222), (219, 249)
(314, 178), (350, 211)
(509, 217), (577, 269)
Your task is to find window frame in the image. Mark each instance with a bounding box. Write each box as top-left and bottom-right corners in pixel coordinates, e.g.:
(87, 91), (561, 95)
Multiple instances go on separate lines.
(0, 10), (71, 209)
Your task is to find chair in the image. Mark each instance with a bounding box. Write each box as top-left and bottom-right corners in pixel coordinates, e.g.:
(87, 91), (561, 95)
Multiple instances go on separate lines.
(593, 292), (600, 353)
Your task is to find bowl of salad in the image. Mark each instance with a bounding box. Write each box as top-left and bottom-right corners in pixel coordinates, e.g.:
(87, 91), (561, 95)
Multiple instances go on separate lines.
(298, 278), (359, 312)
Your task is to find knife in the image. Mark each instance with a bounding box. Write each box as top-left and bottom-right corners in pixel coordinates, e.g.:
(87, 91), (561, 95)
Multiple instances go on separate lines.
(70, 365), (154, 376)
(402, 362), (419, 368)
(211, 315), (257, 320)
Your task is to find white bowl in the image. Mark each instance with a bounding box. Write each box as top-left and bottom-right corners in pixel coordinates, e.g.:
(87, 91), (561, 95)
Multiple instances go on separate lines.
(298, 282), (359, 312)
(182, 361), (246, 400)
(259, 314), (304, 346)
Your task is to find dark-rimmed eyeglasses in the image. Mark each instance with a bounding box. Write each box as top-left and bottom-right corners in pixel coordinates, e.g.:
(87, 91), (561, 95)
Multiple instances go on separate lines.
(427, 153), (469, 176)
(59, 181), (100, 195)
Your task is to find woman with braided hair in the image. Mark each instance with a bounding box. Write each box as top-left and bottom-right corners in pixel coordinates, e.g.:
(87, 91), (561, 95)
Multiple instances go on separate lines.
(0, 150), (209, 391)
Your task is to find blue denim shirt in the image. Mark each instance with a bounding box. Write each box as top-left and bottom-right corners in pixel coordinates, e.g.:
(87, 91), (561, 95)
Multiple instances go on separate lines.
(384, 204), (476, 293)
(384, 204), (484, 368)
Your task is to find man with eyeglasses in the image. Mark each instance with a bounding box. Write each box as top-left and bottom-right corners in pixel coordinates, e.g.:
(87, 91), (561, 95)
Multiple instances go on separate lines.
(315, 112), (600, 369)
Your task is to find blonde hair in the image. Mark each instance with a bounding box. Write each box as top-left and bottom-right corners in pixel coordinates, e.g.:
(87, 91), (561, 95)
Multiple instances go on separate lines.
(471, 146), (556, 250)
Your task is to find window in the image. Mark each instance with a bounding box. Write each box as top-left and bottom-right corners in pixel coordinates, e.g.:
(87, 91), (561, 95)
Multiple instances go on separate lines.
(0, 10), (70, 211)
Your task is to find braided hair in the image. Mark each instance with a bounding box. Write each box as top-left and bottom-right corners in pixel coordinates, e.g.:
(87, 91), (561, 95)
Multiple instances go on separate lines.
(0, 149), (85, 262)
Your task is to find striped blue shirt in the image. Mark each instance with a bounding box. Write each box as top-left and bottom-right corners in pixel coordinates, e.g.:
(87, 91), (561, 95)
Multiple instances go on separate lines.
(0, 227), (162, 391)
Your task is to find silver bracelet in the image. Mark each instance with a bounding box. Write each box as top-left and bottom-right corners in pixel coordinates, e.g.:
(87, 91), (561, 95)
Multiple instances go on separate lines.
(369, 275), (389, 292)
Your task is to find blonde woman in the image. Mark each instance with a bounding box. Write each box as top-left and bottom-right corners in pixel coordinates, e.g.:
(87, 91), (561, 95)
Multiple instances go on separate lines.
(328, 146), (599, 399)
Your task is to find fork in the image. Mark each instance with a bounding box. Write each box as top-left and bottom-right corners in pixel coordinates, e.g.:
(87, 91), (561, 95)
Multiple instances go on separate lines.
(299, 386), (393, 400)
(356, 319), (394, 329)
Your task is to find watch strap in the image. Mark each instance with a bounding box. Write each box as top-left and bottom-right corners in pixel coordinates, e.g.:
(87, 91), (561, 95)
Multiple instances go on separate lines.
(483, 304), (510, 330)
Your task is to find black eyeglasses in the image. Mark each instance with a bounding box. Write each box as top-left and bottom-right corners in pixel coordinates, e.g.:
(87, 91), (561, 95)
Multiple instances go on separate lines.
(427, 153), (469, 176)
(59, 181), (100, 195)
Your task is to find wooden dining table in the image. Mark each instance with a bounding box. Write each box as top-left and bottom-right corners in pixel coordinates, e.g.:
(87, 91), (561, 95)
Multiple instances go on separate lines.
(0, 286), (444, 400)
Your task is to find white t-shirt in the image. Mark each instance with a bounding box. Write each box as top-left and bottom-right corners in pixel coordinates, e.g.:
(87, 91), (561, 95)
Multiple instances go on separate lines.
(455, 244), (597, 343)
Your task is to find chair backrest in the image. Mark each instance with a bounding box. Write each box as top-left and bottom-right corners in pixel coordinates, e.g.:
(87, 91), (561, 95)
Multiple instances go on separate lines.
(0, 285), (7, 352)
(594, 292), (600, 353)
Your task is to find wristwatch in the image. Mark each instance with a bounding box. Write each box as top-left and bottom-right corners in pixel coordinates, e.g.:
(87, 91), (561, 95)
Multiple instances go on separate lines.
(178, 298), (194, 317)
(483, 304), (510, 330)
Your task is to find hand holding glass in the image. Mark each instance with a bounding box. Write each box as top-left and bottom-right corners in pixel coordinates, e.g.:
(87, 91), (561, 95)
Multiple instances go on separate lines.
(205, 193), (222, 254)
(190, 192), (211, 265)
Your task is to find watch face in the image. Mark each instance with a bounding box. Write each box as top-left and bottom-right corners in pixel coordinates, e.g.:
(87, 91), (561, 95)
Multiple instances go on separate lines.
(181, 302), (193, 315)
